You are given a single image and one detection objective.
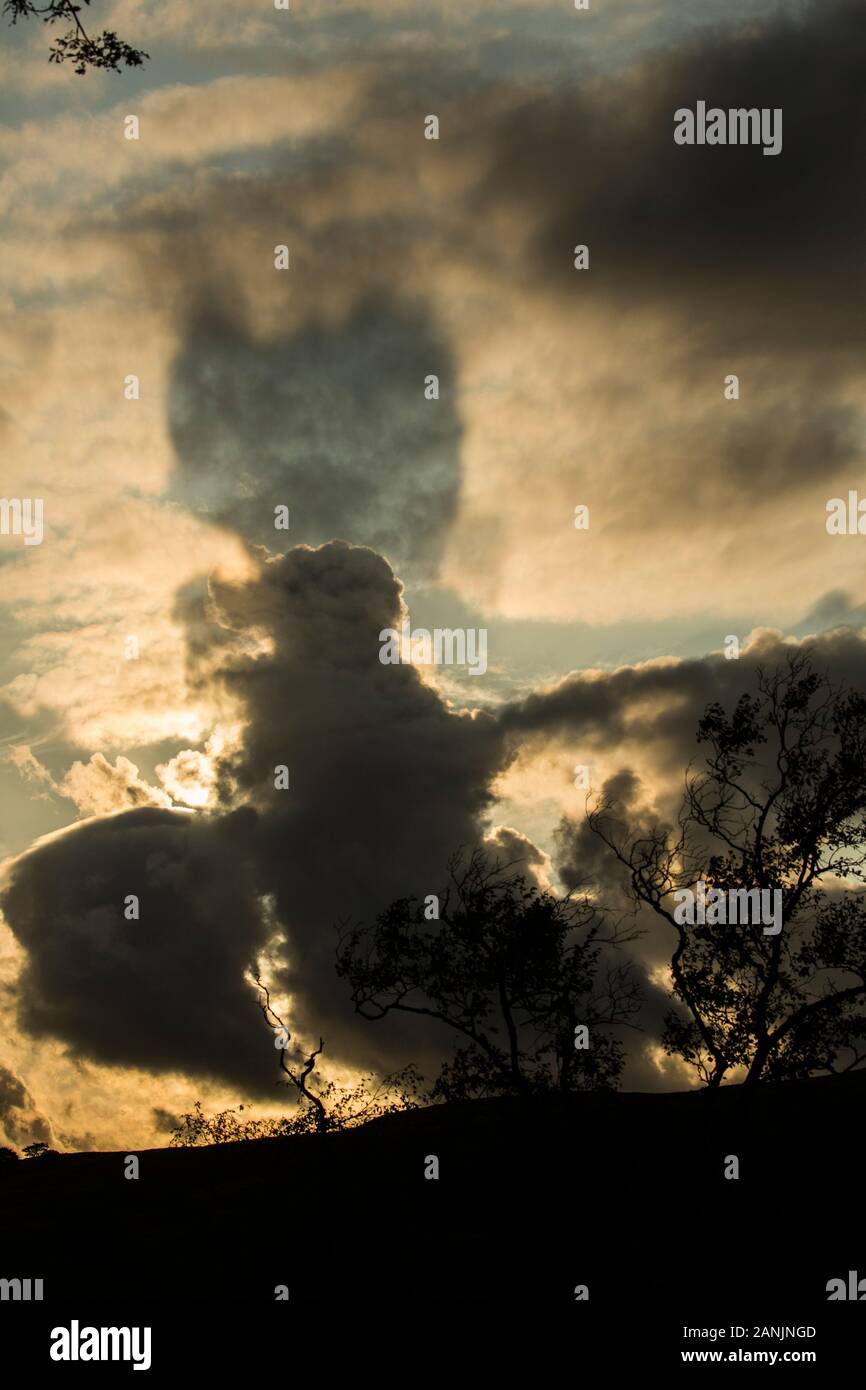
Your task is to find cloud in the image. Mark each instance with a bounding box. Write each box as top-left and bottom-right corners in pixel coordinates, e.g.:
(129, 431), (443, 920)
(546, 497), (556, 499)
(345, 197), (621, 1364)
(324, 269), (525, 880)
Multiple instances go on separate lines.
(0, 1062), (54, 1151)
(431, 0), (866, 621)
(202, 540), (506, 1066)
(495, 628), (866, 889)
(0, 542), (508, 1089)
(5, 592), (864, 1102)
(483, 823), (552, 889)
(61, 753), (173, 817)
(14, 0), (856, 636)
(4, 745), (55, 799)
(150, 1105), (180, 1135)
(499, 627), (866, 787)
(476, 0), (866, 332)
(0, 805), (277, 1094)
(167, 300), (462, 583)
(0, 70), (369, 212)
(501, 628), (866, 1083)
(5, 746), (175, 817)
(155, 738), (223, 808)
(2, 0), (864, 1132)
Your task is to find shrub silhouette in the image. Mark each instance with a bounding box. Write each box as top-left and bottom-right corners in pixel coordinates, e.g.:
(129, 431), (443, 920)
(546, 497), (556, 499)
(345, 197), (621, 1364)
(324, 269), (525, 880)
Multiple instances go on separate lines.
(170, 1067), (423, 1148)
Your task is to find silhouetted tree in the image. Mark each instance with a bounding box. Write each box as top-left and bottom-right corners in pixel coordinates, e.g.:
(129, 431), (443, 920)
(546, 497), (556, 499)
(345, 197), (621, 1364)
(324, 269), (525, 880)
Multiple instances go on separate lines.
(253, 974), (423, 1134)
(0, 1145), (20, 1168)
(22, 1141), (51, 1158)
(337, 847), (641, 1100)
(589, 651), (866, 1087)
(3, 1), (148, 74)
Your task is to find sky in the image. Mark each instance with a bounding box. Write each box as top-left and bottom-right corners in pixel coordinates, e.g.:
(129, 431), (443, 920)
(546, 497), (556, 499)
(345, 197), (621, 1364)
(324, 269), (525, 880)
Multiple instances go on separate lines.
(0, 0), (864, 1151)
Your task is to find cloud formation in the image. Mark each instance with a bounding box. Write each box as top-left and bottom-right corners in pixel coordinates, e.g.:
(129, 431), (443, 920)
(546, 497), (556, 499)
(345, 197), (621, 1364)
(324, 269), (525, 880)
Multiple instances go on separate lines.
(168, 301), (462, 582)
(0, 806), (275, 1094)
(204, 541), (506, 1065)
(2, 0), (864, 1140)
(0, 543), (507, 1089)
(0, 1062), (55, 1151)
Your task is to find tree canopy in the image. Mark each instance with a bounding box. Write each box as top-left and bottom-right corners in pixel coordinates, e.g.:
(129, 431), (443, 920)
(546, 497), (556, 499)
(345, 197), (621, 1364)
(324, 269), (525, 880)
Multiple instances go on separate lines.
(590, 651), (866, 1086)
(337, 847), (641, 1100)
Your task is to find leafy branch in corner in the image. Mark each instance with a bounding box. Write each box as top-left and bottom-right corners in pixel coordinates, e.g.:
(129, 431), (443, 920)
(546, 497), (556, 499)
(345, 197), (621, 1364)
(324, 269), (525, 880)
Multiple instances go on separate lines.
(3, 1), (149, 75)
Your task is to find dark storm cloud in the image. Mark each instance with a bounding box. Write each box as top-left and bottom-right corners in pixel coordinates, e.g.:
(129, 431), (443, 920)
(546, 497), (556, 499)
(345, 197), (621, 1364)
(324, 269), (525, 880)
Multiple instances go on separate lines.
(0, 805), (278, 1095)
(167, 299), (461, 582)
(205, 540), (507, 1068)
(556, 767), (645, 898)
(475, 0), (865, 346)
(709, 405), (861, 505)
(7, 588), (866, 1093)
(484, 824), (549, 884)
(6, 0), (862, 1103)
(500, 628), (866, 795)
(0, 544), (508, 1089)
(101, 0), (864, 582)
(506, 628), (866, 1086)
(553, 766), (687, 1087)
(499, 624), (866, 993)
(448, 0), (866, 533)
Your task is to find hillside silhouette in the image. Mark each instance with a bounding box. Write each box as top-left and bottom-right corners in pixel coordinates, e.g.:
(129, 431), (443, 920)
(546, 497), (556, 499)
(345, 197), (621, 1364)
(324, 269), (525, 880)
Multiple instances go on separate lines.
(3, 1071), (863, 1322)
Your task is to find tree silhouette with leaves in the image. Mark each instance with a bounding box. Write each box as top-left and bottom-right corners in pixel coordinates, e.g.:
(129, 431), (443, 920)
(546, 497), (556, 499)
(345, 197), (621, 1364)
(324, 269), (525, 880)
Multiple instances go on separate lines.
(337, 847), (641, 1100)
(22, 1140), (53, 1158)
(4, 1), (148, 74)
(589, 651), (866, 1087)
